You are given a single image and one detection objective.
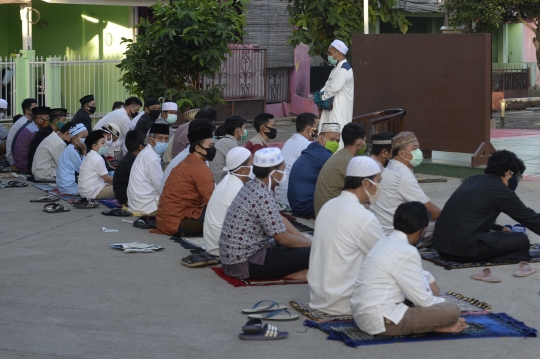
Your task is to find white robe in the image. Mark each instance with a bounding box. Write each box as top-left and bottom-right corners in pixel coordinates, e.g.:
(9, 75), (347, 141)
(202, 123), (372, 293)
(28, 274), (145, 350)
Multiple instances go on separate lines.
(319, 59), (354, 150)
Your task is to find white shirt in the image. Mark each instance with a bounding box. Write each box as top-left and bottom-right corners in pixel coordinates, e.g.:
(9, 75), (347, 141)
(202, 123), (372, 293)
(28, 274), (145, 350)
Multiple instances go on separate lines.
(203, 175), (244, 256)
(370, 160), (430, 234)
(32, 132), (66, 181)
(308, 191), (385, 315)
(127, 111), (144, 131)
(93, 109), (131, 157)
(6, 116), (29, 164)
(127, 145), (163, 214)
(161, 147), (189, 191)
(351, 230), (444, 335)
(319, 59), (354, 150)
(274, 133), (311, 205)
(78, 150), (109, 199)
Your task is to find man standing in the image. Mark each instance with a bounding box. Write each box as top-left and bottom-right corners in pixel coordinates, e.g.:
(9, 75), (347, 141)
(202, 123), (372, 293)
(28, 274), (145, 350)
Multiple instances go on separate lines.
(209, 115), (247, 184)
(134, 98), (162, 135)
(275, 112), (319, 206)
(71, 94), (95, 132)
(13, 106), (50, 173)
(317, 39), (354, 149)
(6, 98), (37, 164)
(370, 132), (441, 246)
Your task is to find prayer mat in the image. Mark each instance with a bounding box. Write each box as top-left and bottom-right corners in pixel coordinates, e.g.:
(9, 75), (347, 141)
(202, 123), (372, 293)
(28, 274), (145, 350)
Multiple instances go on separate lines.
(97, 199), (122, 209)
(0, 172), (16, 179)
(304, 313), (536, 348)
(171, 236), (206, 251)
(32, 184), (82, 201)
(210, 267), (308, 287)
(290, 291), (491, 323)
(419, 244), (540, 270)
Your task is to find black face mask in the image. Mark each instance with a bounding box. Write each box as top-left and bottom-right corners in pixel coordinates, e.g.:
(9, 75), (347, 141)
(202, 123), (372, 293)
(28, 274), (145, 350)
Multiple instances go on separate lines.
(311, 129), (319, 140)
(200, 146), (217, 161)
(266, 127), (277, 140)
(149, 109), (161, 120)
(130, 110), (139, 119)
(508, 175), (518, 191)
(88, 106), (96, 114)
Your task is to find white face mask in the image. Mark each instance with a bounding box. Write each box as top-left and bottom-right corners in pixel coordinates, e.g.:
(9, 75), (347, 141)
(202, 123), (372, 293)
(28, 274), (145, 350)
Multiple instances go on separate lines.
(363, 179), (380, 204)
(268, 170), (285, 192)
(105, 138), (113, 146)
(232, 165), (255, 180)
(0, 112), (5, 119)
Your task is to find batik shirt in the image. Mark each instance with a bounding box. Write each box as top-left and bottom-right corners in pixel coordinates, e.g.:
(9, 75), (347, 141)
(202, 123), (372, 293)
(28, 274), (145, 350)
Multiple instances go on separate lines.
(219, 178), (287, 279)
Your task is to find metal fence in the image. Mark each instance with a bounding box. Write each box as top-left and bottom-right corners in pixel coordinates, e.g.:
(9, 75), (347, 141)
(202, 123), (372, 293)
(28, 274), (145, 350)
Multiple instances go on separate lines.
(492, 63), (530, 92)
(0, 57), (16, 122)
(266, 67), (289, 103)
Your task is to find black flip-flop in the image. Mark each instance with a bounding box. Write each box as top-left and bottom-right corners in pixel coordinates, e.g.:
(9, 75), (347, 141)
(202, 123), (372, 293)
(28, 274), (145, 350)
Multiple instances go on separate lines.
(102, 209), (132, 217)
(5, 181), (28, 187)
(133, 216), (156, 229)
(30, 195), (59, 203)
(43, 203), (70, 213)
(239, 319), (288, 340)
(73, 199), (101, 209)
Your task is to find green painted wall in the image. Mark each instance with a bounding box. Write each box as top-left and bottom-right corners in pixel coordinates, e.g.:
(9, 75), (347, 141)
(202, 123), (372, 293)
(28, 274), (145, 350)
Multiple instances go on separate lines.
(0, 4), (24, 58)
(508, 23), (523, 63)
(492, 30), (499, 63)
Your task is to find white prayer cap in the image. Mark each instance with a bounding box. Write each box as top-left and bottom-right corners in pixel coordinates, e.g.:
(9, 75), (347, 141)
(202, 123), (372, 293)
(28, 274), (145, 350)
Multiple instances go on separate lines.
(320, 122), (341, 133)
(225, 147), (251, 172)
(346, 156), (381, 178)
(253, 147), (284, 168)
(69, 123), (87, 137)
(0, 99), (7, 109)
(101, 123), (121, 137)
(331, 39), (348, 55)
(162, 102), (178, 111)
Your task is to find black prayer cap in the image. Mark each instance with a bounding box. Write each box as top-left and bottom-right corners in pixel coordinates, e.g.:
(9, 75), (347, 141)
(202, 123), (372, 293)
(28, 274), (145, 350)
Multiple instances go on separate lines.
(150, 123), (170, 135)
(144, 98), (160, 108)
(84, 130), (104, 147)
(187, 128), (213, 143)
(372, 132), (396, 148)
(79, 94), (94, 105)
(32, 106), (50, 116)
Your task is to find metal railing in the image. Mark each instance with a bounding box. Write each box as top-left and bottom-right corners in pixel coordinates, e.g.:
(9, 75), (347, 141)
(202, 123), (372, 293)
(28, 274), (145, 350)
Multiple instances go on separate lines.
(0, 57), (16, 123)
(266, 67), (289, 103)
(352, 109), (406, 145)
(492, 63), (530, 92)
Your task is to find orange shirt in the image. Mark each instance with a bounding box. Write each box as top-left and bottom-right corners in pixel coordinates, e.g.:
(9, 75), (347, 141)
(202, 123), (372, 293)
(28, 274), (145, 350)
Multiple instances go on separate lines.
(153, 153), (215, 235)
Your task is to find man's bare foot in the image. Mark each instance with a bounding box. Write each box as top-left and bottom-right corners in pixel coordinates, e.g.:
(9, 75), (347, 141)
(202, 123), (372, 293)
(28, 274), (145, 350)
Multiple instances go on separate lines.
(284, 269), (308, 280)
(434, 318), (467, 333)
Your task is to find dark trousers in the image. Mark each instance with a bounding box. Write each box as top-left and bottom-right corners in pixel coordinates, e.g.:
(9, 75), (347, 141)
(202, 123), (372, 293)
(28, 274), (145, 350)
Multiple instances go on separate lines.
(177, 210), (206, 237)
(439, 232), (530, 263)
(248, 246), (310, 279)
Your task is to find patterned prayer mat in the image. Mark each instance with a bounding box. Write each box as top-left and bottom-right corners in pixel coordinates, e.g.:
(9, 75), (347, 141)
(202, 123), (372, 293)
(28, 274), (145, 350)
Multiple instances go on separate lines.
(210, 267), (307, 287)
(291, 291), (491, 323)
(419, 244), (540, 270)
(305, 313), (536, 347)
(171, 236), (206, 251)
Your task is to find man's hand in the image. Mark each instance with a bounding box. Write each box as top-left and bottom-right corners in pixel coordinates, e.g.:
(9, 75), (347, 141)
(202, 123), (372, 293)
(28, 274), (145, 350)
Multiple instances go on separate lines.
(430, 281), (440, 297)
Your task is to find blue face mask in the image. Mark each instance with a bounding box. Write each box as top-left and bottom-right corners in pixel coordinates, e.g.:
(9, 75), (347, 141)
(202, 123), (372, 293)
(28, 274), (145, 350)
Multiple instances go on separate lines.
(153, 141), (168, 155)
(97, 145), (108, 156)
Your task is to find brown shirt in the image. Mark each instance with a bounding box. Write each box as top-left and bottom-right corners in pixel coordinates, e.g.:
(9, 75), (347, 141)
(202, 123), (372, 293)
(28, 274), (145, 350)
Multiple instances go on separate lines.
(153, 153), (215, 235)
(313, 148), (353, 217)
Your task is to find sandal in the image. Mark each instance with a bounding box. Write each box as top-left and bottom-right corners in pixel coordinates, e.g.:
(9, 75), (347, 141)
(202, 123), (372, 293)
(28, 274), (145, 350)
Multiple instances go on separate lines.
(102, 209), (132, 217)
(239, 319), (288, 340)
(514, 262), (536, 277)
(30, 195), (59, 203)
(180, 253), (208, 268)
(43, 203), (70, 213)
(73, 198), (101, 209)
(5, 180), (28, 187)
(197, 251), (219, 265)
(241, 300), (287, 314)
(247, 309), (299, 321)
(133, 216), (157, 229)
(471, 268), (502, 283)
(68, 198), (87, 204)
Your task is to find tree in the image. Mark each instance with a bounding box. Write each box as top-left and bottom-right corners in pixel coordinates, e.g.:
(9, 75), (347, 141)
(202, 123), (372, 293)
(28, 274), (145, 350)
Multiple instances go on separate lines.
(443, 0), (540, 67)
(286, 0), (411, 57)
(118, 0), (248, 111)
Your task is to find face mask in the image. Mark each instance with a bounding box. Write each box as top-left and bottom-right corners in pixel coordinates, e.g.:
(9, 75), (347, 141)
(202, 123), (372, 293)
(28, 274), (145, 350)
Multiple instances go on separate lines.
(130, 110), (138, 119)
(165, 114), (177, 125)
(88, 106), (96, 114)
(364, 179), (380, 204)
(311, 128), (319, 140)
(0, 112), (5, 119)
(153, 141), (168, 155)
(266, 127), (277, 140)
(328, 55), (338, 66)
(507, 174), (518, 191)
(405, 148), (423, 167)
(97, 145), (109, 156)
(200, 146), (217, 161)
(240, 128), (248, 141)
(268, 169), (285, 191)
(105, 138), (113, 147)
(357, 141), (366, 156)
(325, 140), (339, 154)
(57, 121), (66, 130)
(149, 109), (161, 120)
(232, 165), (255, 180)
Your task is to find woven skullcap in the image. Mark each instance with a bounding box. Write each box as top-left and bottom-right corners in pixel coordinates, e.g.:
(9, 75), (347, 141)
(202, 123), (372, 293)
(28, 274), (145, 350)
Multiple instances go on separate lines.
(101, 123), (120, 138)
(372, 132), (395, 147)
(391, 131), (418, 150)
(184, 108), (200, 121)
(69, 123), (87, 137)
(162, 102), (178, 111)
(346, 156), (381, 177)
(253, 147), (284, 168)
(0, 99), (7, 109)
(226, 147), (251, 172)
(320, 122), (341, 133)
(49, 108), (67, 117)
(79, 94), (94, 105)
(331, 39), (348, 55)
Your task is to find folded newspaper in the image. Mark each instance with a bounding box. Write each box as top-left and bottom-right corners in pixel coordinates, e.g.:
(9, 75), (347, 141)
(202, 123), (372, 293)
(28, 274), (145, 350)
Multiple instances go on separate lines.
(109, 241), (164, 253)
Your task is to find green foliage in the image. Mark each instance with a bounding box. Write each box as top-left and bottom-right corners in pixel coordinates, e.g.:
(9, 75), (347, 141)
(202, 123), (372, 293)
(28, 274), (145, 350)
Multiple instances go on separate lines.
(285, 0), (411, 57)
(118, 0), (248, 111)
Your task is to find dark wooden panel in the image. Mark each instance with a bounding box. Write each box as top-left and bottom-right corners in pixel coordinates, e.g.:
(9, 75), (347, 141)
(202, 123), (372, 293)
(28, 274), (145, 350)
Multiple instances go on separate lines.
(352, 34), (492, 154)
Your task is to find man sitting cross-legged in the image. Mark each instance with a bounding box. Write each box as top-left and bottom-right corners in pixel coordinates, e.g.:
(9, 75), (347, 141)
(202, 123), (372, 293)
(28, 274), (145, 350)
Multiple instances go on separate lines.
(203, 147), (253, 256)
(308, 156), (384, 315)
(56, 123), (88, 195)
(219, 148), (312, 280)
(78, 130), (114, 199)
(127, 123), (170, 215)
(153, 127), (216, 236)
(113, 130), (146, 206)
(32, 122), (74, 182)
(351, 202), (466, 336)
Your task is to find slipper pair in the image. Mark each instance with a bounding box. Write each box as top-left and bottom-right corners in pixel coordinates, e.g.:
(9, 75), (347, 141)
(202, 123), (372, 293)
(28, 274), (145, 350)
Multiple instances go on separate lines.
(73, 198), (101, 209)
(504, 224), (526, 233)
(471, 263), (536, 283)
(133, 216), (156, 229)
(3, 180), (27, 188)
(43, 203), (70, 213)
(180, 251), (219, 268)
(102, 208), (132, 217)
(241, 300), (299, 321)
(239, 318), (288, 340)
(30, 195), (59, 203)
